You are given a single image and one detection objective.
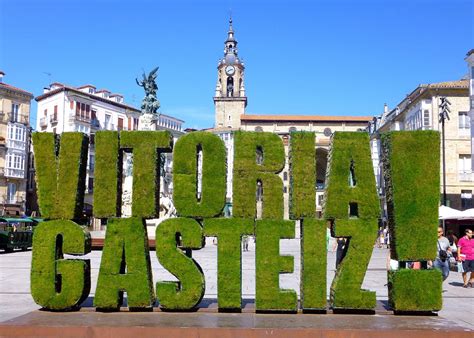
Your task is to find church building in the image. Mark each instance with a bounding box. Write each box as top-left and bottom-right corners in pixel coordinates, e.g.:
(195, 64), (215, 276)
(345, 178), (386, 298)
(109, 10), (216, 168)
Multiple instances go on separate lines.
(210, 18), (372, 219)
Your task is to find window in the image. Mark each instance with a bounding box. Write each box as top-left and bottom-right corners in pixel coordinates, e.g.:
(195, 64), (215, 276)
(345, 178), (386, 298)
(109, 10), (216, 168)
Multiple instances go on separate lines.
(11, 103), (19, 122)
(70, 101), (74, 110)
(133, 118), (139, 130)
(118, 117), (124, 131)
(76, 102), (91, 120)
(283, 172), (288, 181)
(461, 190), (473, 209)
(7, 124), (26, 142)
(104, 114), (111, 129)
(6, 152), (25, 170)
(44, 109), (47, 117)
(423, 110), (430, 129)
(52, 105), (58, 122)
(459, 112), (470, 130)
(7, 183), (17, 203)
(459, 155), (472, 181)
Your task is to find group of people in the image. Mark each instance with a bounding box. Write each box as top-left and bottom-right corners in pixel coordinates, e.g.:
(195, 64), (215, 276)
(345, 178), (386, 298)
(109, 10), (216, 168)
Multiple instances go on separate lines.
(433, 227), (474, 287)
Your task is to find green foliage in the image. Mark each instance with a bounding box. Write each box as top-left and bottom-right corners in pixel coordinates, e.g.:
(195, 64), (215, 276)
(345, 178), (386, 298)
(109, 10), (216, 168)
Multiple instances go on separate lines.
(301, 219), (327, 310)
(388, 269), (442, 312)
(94, 217), (155, 311)
(324, 132), (380, 220)
(93, 131), (119, 218)
(324, 132), (379, 310)
(330, 219), (378, 310)
(155, 218), (205, 310)
(33, 132), (88, 220)
(203, 218), (254, 311)
(119, 131), (172, 218)
(289, 132), (316, 219)
(255, 219), (297, 312)
(31, 220), (91, 311)
(233, 131), (285, 219)
(173, 132), (227, 218)
(381, 131), (440, 261)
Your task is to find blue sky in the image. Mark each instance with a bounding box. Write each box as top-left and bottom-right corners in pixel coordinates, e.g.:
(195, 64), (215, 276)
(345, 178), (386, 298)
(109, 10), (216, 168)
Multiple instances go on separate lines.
(1, 0), (472, 129)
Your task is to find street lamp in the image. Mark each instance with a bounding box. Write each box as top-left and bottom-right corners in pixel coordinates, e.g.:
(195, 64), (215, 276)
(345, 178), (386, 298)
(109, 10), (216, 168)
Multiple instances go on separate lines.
(439, 97), (451, 206)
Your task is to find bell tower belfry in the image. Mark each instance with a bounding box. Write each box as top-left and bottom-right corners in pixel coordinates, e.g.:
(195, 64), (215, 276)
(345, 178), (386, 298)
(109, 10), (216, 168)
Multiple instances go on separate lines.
(214, 17), (247, 128)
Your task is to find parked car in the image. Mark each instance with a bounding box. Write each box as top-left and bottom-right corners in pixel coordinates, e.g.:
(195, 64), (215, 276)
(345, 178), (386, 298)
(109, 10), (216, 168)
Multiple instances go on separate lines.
(0, 217), (40, 252)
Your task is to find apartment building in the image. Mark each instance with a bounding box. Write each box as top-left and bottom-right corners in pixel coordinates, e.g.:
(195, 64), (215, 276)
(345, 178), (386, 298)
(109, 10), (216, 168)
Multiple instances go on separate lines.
(34, 82), (184, 219)
(369, 79), (471, 214)
(0, 71), (33, 216)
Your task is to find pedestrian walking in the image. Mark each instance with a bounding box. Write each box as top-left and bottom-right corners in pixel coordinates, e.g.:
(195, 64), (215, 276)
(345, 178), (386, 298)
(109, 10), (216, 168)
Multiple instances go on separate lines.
(457, 229), (474, 288)
(242, 235), (249, 252)
(429, 227), (451, 281)
(335, 237), (347, 269)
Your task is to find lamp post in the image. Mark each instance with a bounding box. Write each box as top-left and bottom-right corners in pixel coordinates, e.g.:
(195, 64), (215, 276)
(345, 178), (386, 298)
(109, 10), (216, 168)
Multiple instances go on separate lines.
(439, 97), (451, 206)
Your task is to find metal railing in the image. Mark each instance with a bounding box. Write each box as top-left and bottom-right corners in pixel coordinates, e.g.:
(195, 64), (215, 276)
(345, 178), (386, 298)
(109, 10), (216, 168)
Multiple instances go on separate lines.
(70, 113), (91, 123)
(0, 194), (25, 205)
(6, 113), (29, 125)
(39, 117), (48, 127)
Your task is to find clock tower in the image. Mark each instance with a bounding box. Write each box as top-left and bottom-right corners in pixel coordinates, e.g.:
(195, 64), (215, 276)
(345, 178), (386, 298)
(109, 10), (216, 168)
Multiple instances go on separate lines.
(214, 17), (247, 128)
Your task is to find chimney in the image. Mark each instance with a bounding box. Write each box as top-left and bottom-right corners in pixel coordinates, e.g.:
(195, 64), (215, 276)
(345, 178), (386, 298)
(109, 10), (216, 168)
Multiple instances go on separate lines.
(0, 70), (5, 83)
(383, 103), (388, 114)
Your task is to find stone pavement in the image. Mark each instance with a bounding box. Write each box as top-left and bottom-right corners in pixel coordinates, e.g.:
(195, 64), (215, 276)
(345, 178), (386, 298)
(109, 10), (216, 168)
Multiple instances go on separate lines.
(1, 234), (473, 331)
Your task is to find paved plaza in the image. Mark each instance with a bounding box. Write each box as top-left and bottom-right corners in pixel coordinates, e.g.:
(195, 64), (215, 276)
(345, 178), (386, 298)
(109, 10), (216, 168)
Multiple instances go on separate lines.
(1, 233), (473, 331)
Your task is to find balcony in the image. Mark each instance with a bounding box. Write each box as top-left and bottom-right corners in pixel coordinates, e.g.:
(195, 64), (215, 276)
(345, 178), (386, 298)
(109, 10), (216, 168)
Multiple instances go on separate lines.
(39, 117), (48, 127)
(459, 170), (474, 182)
(6, 113), (29, 125)
(6, 139), (26, 151)
(1, 194), (25, 205)
(4, 168), (25, 179)
(69, 113), (91, 123)
(50, 115), (58, 125)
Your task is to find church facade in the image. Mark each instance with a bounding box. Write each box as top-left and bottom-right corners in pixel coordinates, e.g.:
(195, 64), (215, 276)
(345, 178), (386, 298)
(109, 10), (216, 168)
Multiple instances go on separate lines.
(211, 19), (372, 218)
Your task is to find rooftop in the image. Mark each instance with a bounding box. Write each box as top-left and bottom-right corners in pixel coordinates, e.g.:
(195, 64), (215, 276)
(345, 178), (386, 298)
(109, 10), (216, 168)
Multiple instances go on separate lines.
(0, 82), (34, 97)
(240, 114), (372, 123)
(422, 80), (468, 89)
(36, 84), (140, 112)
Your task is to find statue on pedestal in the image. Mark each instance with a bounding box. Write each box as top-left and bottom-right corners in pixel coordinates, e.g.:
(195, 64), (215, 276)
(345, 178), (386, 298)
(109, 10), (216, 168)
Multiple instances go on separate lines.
(136, 67), (161, 130)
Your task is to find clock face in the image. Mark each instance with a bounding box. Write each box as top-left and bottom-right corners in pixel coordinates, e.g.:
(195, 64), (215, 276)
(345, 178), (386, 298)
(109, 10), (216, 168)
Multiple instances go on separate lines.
(225, 65), (235, 75)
